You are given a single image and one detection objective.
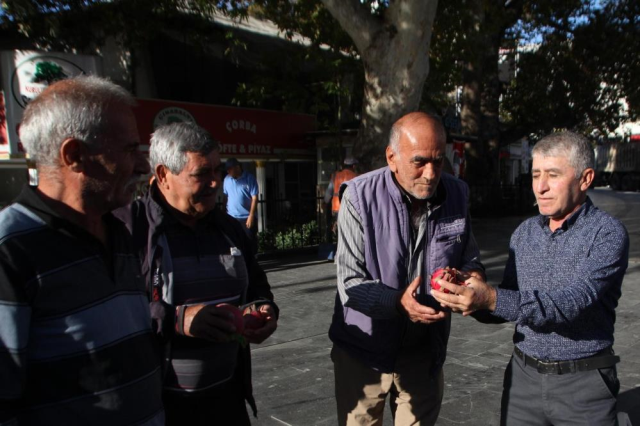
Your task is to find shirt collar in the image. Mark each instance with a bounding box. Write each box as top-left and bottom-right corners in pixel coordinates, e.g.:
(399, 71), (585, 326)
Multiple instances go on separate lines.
(15, 184), (119, 243)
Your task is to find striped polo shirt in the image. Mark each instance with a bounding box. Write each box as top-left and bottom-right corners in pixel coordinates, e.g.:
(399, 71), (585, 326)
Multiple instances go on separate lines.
(0, 186), (164, 425)
(161, 212), (249, 393)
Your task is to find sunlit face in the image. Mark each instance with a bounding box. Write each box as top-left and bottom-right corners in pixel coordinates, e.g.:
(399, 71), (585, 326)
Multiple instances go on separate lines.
(531, 154), (590, 225)
(386, 124), (446, 200)
(161, 150), (222, 219)
(83, 105), (150, 212)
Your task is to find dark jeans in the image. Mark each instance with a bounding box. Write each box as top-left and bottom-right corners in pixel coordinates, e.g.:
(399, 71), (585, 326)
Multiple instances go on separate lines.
(164, 377), (251, 426)
(501, 350), (619, 426)
(234, 217), (258, 255)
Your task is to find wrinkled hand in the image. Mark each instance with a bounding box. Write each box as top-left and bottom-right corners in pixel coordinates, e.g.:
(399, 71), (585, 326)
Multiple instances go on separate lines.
(398, 276), (448, 324)
(457, 269), (486, 282)
(183, 304), (237, 342)
(431, 276), (496, 316)
(243, 304), (278, 344)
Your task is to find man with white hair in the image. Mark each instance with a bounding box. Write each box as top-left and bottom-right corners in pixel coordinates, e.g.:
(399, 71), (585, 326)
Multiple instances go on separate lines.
(329, 112), (484, 425)
(115, 122), (278, 425)
(0, 76), (163, 424)
(433, 131), (629, 425)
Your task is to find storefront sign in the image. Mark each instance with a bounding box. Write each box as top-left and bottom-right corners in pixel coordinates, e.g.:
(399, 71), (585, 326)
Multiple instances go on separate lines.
(135, 98), (316, 159)
(0, 91), (9, 156)
(0, 50), (102, 157)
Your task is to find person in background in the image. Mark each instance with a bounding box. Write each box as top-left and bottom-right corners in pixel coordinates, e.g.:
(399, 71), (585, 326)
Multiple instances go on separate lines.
(329, 112), (485, 425)
(224, 158), (260, 254)
(324, 157), (359, 242)
(0, 76), (164, 424)
(115, 122), (278, 426)
(433, 131), (629, 426)
(324, 157), (359, 219)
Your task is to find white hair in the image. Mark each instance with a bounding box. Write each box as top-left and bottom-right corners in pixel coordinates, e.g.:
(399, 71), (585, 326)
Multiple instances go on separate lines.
(149, 122), (219, 174)
(532, 131), (595, 178)
(19, 75), (135, 167)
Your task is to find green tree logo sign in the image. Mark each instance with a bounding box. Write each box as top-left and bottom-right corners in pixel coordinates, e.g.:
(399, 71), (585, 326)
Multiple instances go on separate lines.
(32, 61), (68, 84)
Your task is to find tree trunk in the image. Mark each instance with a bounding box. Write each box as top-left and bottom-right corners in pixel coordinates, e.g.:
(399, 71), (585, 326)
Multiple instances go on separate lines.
(460, 0), (486, 182)
(320, 0), (439, 170)
(460, 0), (523, 184)
(480, 27), (504, 185)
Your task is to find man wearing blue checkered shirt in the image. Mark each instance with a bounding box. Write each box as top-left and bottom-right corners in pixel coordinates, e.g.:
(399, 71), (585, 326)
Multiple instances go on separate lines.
(433, 131), (629, 426)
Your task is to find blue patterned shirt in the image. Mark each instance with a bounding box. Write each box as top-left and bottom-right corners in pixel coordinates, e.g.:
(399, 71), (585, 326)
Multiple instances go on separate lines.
(492, 197), (629, 361)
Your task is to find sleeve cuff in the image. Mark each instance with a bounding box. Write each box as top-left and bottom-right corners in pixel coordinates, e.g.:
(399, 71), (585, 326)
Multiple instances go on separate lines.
(378, 285), (401, 317)
(492, 288), (520, 322)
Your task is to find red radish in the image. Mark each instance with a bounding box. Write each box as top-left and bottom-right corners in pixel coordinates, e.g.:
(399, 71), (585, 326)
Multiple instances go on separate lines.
(243, 310), (266, 331)
(216, 303), (245, 335)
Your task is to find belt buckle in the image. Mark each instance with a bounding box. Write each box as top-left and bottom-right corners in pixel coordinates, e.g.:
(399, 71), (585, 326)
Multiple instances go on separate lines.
(537, 360), (575, 374)
(536, 360), (558, 374)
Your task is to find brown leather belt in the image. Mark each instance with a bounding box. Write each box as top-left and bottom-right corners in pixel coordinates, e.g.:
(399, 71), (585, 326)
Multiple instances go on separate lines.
(514, 346), (620, 375)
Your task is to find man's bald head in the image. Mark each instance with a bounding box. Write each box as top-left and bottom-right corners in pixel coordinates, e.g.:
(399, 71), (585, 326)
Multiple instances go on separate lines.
(388, 112), (446, 154)
(385, 112), (447, 200)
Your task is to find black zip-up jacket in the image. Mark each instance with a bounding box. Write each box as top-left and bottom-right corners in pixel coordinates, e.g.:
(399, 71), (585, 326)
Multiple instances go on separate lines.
(114, 183), (278, 416)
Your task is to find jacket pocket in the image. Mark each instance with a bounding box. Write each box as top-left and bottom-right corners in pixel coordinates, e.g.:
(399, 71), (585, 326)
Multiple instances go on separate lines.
(433, 218), (465, 265)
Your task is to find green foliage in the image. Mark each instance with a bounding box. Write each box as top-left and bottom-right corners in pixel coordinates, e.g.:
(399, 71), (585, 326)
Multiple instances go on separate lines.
(1, 0), (363, 131)
(1, 0), (244, 51)
(248, 0), (357, 55)
(258, 220), (319, 252)
(502, 0), (640, 138)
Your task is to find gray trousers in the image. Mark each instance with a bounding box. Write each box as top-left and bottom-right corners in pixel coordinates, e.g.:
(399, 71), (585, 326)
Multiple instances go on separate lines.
(501, 351), (619, 426)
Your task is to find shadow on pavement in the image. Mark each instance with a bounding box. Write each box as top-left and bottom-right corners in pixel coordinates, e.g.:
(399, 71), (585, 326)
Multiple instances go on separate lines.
(259, 253), (330, 272)
(618, 387), (640, 425)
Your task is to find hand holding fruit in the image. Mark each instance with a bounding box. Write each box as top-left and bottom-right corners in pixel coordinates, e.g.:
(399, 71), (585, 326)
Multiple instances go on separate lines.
(181, 302), (277, 345)
(431, 274), (497, 316)
(183, 303), (239, 342)
(243, 304), (277, 344)
(397, 276), (448, 324)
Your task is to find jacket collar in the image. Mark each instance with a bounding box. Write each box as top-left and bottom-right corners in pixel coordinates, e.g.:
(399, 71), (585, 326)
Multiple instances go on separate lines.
(143, 182), (220, 230)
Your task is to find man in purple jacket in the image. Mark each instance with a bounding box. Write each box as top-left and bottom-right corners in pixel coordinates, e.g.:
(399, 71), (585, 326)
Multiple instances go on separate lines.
(329, 112), (485, 425)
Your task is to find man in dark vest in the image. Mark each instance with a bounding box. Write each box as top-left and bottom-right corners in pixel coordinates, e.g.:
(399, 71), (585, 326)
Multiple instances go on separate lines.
(329, 112), (485, 425)
(115, 122), (278, 426)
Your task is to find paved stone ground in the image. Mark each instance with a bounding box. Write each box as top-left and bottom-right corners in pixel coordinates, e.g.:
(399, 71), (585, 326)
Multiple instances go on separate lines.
(249, 189), (640, 426)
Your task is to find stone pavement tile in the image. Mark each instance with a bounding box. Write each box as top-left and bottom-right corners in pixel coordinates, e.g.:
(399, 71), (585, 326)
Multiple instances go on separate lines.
(446, 339), (510, 369)
(443, 361), (506, 397)
(439, 362), (505, 426)
(617, 359), (640, 391)
(615, 325), (640, 349)
(476, 348), (514, 365)
(450, 317), (513, 345)
(615, 343), (640, 360)
(251, 335), (336, 426)
(438, 388), (502, 426)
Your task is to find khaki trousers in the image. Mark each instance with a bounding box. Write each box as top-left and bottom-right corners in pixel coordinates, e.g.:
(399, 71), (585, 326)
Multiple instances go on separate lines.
(332, 345), (444, 426)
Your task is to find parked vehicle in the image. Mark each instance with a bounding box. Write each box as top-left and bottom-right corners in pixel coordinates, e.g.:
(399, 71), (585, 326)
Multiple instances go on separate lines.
(594, 141), (640, 191)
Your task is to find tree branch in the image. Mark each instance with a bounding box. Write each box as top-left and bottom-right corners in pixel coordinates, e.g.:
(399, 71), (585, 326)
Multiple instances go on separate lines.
(319, 0), (382, 55)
